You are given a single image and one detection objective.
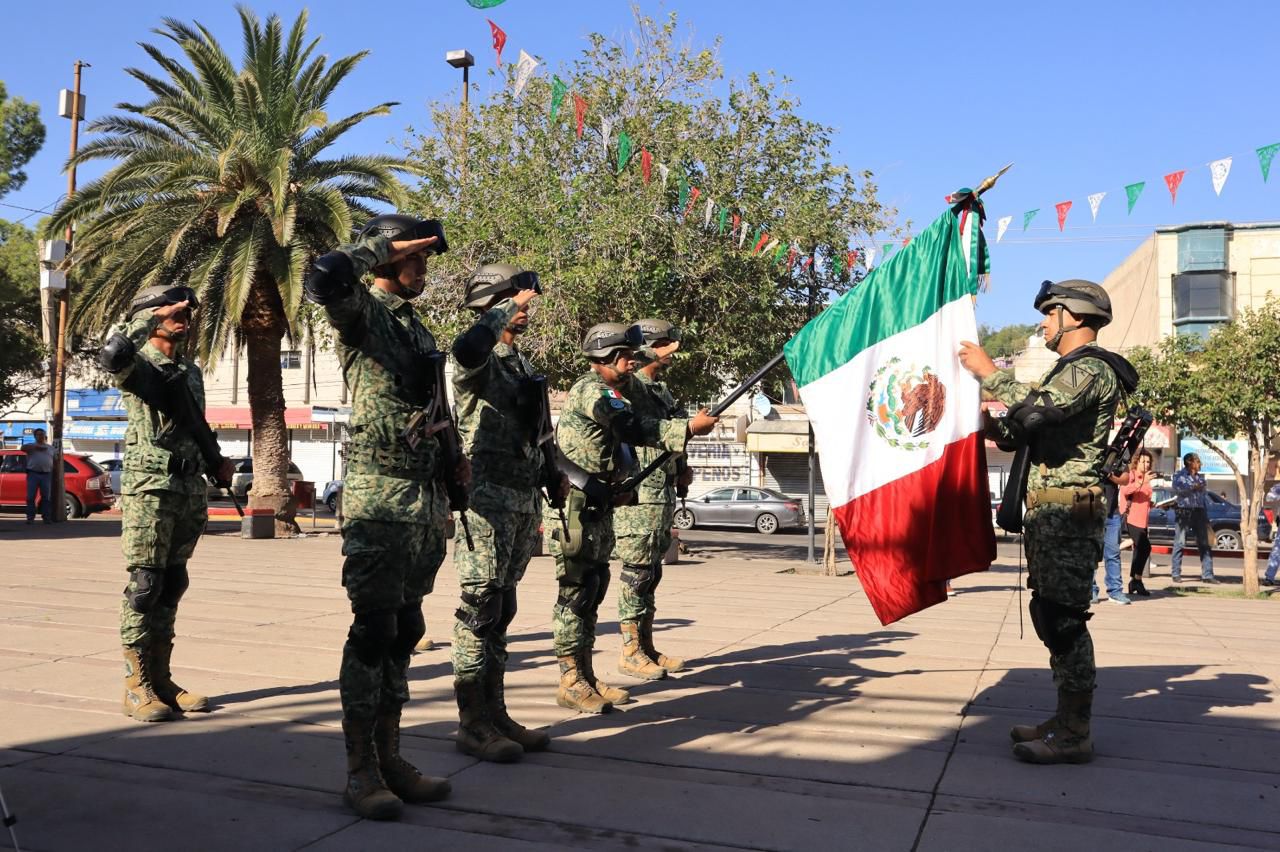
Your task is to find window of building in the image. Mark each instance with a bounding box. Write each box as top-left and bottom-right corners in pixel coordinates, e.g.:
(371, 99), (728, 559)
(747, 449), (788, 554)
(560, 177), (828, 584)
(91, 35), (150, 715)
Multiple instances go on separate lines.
(280, 350), (302, 369)
(1173, 321), (1223, 342)
(1172, 271), (1232, 325)
(1176, 228), (1226, 273)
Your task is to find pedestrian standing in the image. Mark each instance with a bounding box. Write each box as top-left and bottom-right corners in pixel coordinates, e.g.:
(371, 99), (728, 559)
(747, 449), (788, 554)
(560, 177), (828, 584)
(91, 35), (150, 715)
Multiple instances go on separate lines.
(1171, 453), (1217, 584)
(1098, 467), (1132, 605)
(22, 429), (55, 524)
(1121, 450), (1154, 596)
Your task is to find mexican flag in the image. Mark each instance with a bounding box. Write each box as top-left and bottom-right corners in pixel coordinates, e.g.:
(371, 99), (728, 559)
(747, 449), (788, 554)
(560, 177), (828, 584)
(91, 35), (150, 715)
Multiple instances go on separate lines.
(783, 197), (996, 625)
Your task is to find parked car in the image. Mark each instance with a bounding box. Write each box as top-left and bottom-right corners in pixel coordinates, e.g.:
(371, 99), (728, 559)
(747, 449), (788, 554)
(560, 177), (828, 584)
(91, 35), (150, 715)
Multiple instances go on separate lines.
(98, 457), (124, 494)
(208, 457), (304, 499)
(321, 480), (343, 513)
(672, 487), (805, 535)
(1135, 483), (1273, 550)
(0, 450), (115, 518)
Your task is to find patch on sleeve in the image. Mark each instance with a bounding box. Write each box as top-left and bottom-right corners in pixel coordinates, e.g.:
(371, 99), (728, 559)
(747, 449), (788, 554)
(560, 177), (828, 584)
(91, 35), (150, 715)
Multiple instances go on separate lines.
(1051, 362), (1097, 394)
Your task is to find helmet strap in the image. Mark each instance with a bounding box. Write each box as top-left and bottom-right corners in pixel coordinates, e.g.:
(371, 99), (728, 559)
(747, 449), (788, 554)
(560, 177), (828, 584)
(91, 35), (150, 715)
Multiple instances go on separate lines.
(1044, 305), (1083, 353)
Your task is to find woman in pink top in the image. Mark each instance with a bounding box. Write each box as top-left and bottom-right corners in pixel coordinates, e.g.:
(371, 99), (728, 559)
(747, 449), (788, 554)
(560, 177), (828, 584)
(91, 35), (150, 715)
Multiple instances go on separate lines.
(1121, 450), (1155, 597)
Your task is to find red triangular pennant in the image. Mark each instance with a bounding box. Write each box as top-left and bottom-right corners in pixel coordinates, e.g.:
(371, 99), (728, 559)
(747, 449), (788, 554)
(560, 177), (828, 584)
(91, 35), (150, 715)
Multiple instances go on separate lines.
(753, 232), (770, 254)
(1055, 200), (1073, 231)
(685, 186), (701, 218)
(487, 20), (507, 66)
(640, 149), (652, 184)
(573, 94), (587, 139)
(731, 213), (741, 235)
(1164, 170), (1186, 204)
(801, 255), (813, 270)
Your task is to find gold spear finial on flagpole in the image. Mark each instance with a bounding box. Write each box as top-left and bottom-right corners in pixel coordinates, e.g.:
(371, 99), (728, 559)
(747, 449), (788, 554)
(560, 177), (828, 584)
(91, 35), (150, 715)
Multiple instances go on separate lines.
(976, 163), (1013, 197)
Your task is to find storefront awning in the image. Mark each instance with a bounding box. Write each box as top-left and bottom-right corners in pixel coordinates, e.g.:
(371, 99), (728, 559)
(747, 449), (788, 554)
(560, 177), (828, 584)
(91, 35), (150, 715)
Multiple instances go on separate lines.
(1, 421), (45, 439)
(67, 388), (125, 417)
(65, 421), (128, 441)
(205, 407), (331, 431)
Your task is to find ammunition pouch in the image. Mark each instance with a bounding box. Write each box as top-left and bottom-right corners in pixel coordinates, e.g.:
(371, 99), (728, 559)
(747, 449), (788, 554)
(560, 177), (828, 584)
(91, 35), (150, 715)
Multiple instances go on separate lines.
(1026, 484), (1105, 523)
(1028, 593), (1093, 655)
(344, 440), (435, 480)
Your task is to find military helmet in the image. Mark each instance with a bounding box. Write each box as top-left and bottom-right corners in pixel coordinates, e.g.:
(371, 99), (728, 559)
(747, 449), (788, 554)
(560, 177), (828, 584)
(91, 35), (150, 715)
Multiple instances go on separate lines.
(128, 284), (200, 318)
(357, 213), (449, 255)
(1034, 279), (1112, 325)
(462, 263), (541, 310)
(632, 318), (682, 344)
(582, 322), (644, 361)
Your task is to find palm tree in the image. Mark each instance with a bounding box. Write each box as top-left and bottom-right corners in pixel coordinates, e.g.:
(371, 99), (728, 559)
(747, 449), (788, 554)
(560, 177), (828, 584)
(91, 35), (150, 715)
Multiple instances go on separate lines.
(46, 7), (414, 527)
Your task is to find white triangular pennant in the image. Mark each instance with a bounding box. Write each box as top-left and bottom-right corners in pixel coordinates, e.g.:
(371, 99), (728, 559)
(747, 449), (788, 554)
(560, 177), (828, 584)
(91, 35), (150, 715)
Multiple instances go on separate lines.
(1086, 193), (1106, 222)
(996, 215), (1012, 243)
(763, 238), (780, 255)
(512, 50), (539, 99)
(738, 220), (749, 249)
(864, 246), (876, 267)
(599, 116), (613, 161)
(1209, 157), (1232, 196)
(656, 162), (669, 189)
(704, 199), (715, 228)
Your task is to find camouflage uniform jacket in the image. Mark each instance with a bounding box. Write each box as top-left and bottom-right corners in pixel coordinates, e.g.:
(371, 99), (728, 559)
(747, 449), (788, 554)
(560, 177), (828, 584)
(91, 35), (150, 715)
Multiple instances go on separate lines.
(320, 236), (441, 522)
(557, 371), (688, 482)
(623, 371), (685, 505)
(981, 342), (1121, 495)
(452, 298), (543, 514)
(107, 313), (211, 497)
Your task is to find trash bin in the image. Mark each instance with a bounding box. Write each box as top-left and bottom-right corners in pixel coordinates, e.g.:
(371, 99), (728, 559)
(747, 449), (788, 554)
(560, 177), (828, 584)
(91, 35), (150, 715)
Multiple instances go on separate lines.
(292, 480), (315, 511)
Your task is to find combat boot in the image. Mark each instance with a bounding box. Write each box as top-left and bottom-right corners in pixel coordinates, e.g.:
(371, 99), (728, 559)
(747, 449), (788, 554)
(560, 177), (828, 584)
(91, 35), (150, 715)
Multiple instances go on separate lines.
(641, 613), (686, 673)
(149, 639), (210, 712)
(1013, 690), (1094, 765)
(618, 621), (667, 680)
(581, 648), (631, 705)
(342, 718), (403, 820)
(485, 665), (550, 752)
(374, 710), (453, 802)
(413, 635), (435, 653)
(122, 646), (173, 723)
(556, 654), (612, 714)
(454, 679), (523, 762)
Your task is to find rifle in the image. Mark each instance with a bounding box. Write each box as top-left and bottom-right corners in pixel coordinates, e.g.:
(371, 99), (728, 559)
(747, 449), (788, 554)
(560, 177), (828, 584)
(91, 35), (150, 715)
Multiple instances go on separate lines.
(1101, 407), (1153, 477)
(401, 351), (474, 550)
(134, 365), (242, 517)
(615, 352), (786, 494)
(529, 375), (569, 539)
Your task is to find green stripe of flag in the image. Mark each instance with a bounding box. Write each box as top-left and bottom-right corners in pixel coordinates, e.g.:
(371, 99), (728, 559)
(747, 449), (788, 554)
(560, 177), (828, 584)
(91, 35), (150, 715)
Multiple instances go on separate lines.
(784, 207), (979, 388)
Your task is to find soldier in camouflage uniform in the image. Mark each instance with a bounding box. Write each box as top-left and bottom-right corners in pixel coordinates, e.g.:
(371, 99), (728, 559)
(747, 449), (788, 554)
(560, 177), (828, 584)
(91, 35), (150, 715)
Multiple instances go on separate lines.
(449, 263), (565, 761)
(98, 285), (235, 724)
(613, 319), (693, 680)
(306, 214), (480, 820)
(547, 323), (719, 714)
(960, 279), (1138, 765)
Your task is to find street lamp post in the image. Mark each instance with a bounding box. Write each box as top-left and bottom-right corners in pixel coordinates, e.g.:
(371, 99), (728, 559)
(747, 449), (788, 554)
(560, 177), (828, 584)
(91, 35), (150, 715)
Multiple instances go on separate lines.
(49, 60), (88, 522)
(445, 50), (474, 183)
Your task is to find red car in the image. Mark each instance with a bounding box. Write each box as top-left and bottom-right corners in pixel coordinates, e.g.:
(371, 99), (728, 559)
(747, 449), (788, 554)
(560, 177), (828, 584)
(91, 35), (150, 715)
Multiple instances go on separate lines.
(0, 449), (116, 518)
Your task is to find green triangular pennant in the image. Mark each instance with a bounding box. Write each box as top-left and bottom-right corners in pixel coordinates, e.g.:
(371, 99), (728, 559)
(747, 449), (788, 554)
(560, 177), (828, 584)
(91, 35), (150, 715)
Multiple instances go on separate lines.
(717, 206), (729, 235)
(1022, 209), (1039, 231)
(549, 76), (567, 122)
(1257, 143), (1280, 182)
(773, 242), (787, 263)
(882, 242), (893, 259)
(1124, 182), (1145, 214)
(832, 254), (845, 278)
(616, 131), (632, 173)
(677, 177), (690, 212)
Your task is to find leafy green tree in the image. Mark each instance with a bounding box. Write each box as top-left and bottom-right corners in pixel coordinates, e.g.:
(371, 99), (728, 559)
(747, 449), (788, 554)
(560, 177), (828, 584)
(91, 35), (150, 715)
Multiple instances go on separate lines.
(979, 322), (1039, 359)
(0, 81), (46, 199)
(406, 10), (893, 400)
(1129, 299), (1280, 595)
(44, 7), (414, 525)
(0, 219), (44, 411)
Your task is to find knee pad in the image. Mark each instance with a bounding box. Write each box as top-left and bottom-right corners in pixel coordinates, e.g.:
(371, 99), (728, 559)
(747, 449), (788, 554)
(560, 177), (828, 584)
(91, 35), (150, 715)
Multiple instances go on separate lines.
(558, 572), (600, 619)
(159, 564), (190, 607)
(620, 563), (658, 597)
(593, 566), (610, 607)
(124, 568), (163, 614)
(390, 606), (426, 658)
(496, 587), (518, 634)
(1028, 594), (1092, 656)
(455, 586), (503, 639)
(347, 609), (398, 666)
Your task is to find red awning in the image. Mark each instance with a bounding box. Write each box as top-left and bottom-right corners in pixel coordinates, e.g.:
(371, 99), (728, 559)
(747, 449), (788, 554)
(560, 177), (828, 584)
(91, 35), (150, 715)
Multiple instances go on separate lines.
(205, 407), (327, 430)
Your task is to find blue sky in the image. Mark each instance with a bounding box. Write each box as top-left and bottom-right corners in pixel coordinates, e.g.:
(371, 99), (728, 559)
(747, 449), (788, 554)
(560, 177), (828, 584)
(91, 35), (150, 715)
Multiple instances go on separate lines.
(2, 0), (1276, 330)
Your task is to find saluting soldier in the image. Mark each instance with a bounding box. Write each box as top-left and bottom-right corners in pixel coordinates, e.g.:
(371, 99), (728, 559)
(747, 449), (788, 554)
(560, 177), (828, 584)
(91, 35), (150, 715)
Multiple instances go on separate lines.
(548, 323), (718, 714)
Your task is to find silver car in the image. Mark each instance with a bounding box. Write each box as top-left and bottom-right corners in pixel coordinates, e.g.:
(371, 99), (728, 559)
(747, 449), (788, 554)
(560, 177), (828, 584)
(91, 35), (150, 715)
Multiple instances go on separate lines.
(673, 486), (806, 535)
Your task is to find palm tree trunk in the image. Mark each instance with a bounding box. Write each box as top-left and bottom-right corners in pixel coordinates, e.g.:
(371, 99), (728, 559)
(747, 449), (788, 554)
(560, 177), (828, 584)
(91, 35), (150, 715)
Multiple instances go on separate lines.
(244, 321), (297, 534)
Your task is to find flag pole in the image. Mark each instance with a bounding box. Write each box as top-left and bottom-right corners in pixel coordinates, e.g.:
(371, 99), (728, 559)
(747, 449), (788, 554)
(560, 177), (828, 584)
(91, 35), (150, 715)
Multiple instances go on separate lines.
(975, 163), (1012, 197)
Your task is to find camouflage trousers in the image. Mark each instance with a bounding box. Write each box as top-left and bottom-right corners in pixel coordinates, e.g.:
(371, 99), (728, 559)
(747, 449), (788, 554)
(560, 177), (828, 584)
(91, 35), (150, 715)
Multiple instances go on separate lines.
(119, 488), (207, 648)
(338, 518), (446, 723)
(450, 502), (541, 685)
(612, 501), (674, 622)
(548, 509), (614, 657)
(1024, 505), (1102, 693)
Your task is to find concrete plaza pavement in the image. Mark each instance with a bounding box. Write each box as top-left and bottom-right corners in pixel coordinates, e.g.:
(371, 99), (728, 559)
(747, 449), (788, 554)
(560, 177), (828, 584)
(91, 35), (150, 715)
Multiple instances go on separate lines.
(1, 517), (1278, 851)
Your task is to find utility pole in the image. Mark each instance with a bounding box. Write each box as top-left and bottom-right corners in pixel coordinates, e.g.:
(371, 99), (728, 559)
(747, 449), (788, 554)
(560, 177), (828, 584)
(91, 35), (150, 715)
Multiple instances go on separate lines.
(445, 50), (474, 184)
(49, 60), (88, 522)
